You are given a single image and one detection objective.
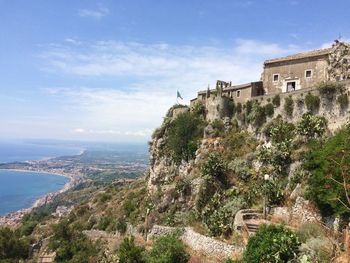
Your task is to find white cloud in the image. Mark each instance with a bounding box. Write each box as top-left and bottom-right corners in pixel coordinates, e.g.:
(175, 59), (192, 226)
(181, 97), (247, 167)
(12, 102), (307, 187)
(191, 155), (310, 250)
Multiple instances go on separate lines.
(78, 6), (109, 19)
(39, 39), (300, 141)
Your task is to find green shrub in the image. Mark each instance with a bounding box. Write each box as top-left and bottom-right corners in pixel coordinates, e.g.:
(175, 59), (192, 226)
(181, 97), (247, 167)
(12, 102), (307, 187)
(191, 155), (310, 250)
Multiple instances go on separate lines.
(264, 103), (274, 117)
(243, 224), (300, 263)
(284, 97), (294, 117)
(296, 113), (327, 138)
(118, 236), (146, 263)
(337, 93), (349, 109)
(202, 193), (244, 236)
(166, 112), (205, 164)
(263, 116), (295, 144)
(147, 234), (189, 263)
(0, 227), (30, 261)
(49, 219), (99, 262)
(97, 216), (114, 231)
(192, 102), (206, 117)
(305, 93), (320, 112)
(116, 218), (127, 234)
(247, 102), (266, 127)
(304, 126), (350, 217)
(201, 152), (227, 184)
(272, 94), (281, 107)
(223, 131), (258, 160)
(318, 81), (345, 99)
(245, 100), (253, 116)
(212, 119), (225, 137)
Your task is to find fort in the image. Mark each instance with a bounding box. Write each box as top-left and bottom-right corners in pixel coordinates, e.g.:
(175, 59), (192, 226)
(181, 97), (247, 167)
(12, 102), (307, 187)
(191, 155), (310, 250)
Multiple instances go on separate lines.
(187, 40), (350, 129)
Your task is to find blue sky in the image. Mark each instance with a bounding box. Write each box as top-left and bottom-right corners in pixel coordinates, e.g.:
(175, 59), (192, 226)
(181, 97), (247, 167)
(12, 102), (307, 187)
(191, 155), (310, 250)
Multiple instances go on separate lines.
(0, 0), (349, 142)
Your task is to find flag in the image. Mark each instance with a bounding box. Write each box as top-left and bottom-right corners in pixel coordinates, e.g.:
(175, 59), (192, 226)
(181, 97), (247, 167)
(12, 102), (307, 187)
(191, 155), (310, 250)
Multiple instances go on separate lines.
(177, 91), (183, 100)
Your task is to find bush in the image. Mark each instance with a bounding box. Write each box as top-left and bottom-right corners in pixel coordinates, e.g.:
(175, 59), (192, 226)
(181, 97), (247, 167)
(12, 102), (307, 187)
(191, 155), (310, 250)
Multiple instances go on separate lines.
(245, 100), (253, 116)
(116, 218), (127, 234)
(284, 97), (294, 117)
(202, 193), (244, 236)
(0, 227), (30, 261)
(246, 101), (267, 127)
(118, 236), (146, 263)
(305, 93), (320, 112)
(263, 116), (295, 144)
(192, 102), (206, 117)
(272, 94), (281, 107)
(166, 112), (205, 164)
(304, 126), (350, 217)
(223, 131), (258, 160)
(201, 152), (227, 184)
(212, 119), (225, 137)
(243, 224), (300, 263)
(49, 219), (99, 262)
(318, 81), (345, 99)
(296, 113), (327, 138)
(264, 103), (275, 117)
(337, 93), (349, 109)
(147, 234), (189, 263)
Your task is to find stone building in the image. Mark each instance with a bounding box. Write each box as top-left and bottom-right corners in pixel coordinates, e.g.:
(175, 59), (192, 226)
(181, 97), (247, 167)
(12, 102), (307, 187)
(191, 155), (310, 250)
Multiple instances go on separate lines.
(262, 40), (350, 94)
(189, 40), (350, 118)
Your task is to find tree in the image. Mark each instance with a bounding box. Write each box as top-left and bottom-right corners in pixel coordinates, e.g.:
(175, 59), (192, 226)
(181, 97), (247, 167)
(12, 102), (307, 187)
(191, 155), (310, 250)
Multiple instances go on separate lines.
(305, 126), (350, 217)
(147, 234), (189, 263)
(118, 236), (146, 263)
(243, 224), (300, 263)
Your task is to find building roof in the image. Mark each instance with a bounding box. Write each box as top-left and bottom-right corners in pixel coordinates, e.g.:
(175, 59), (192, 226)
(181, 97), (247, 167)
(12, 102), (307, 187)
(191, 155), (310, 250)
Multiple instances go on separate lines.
(224, 83), (252, 91)
(264, 47), (332, 65)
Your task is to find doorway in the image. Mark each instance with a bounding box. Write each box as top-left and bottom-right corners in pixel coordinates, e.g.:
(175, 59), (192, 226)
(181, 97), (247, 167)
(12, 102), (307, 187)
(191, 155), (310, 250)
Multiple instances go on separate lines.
(286, 81), (296, 92)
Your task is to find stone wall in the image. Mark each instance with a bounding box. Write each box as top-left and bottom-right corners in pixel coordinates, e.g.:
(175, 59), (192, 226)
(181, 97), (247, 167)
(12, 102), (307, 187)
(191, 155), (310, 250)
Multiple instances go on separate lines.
(148, 225), (243, 259)
(205, 95), (231, 122)
(245, 81), (350, 132)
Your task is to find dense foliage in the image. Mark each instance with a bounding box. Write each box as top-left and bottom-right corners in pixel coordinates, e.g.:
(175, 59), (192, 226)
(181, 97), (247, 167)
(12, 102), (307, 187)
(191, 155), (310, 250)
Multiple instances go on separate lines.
(284, 97), (294, 117)
(305, 126), (350, 217)
(0, 227), (30, 262)
(48, 219), (100, 262)
(166, 112), (205, 164)
(296, 113), (327, 139)
(318, 81), (344, 99)
(243, 224), (300, 263)
(305, 93), (320, 112)
(147, 234), (189, 263)
(118, 236), (146, 263)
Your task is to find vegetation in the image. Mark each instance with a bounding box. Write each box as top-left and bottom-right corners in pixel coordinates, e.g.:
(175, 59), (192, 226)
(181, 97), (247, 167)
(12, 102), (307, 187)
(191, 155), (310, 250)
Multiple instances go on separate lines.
(305, 93), (320, 112)
(212, 119), (225, 137)
(263, 116), (295, 144)
(296, 113), (327, 139)
(0, 227), (30, 262)
(337, 93), (349, 109)
(48, 219), (100, 262)
(201, 152), (227, 184)
(147, 234), (189, 263)
(305, 126), (350, 217)
(318, 81), (345, 99)
(264, 103), (274, 117)
(118, 236), (146, 263)
(272, 94), (281, 107)
(165, 111), (205, 164)
(243, 224), (300, 263)
(284, 96), (294, 117)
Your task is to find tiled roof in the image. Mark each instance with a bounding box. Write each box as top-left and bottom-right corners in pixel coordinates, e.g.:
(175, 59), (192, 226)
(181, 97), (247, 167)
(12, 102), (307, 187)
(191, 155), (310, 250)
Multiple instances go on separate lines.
(223, 83), (252, 91)
(264, 47), (332, 65)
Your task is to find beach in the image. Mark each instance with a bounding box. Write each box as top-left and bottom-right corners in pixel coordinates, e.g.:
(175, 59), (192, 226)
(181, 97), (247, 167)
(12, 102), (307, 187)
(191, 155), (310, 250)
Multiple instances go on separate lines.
(0, 168), (84, 227)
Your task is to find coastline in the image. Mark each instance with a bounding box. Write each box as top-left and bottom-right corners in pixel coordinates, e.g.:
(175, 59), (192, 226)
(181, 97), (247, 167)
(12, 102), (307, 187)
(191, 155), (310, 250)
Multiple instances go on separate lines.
(0, 168), (84, 227)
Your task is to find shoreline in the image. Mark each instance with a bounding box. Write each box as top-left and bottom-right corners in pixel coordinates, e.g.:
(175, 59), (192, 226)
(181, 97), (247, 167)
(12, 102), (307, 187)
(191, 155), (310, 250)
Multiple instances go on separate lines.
(0, 168), (84, 227)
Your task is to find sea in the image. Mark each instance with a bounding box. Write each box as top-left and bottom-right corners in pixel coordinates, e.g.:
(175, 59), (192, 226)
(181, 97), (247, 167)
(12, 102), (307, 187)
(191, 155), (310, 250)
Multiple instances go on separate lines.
(0, 141), (82, 216)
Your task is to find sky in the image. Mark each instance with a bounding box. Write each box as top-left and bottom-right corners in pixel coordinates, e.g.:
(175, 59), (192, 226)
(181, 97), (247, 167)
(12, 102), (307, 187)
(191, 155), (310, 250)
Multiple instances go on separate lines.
(0, 0), (349, 142)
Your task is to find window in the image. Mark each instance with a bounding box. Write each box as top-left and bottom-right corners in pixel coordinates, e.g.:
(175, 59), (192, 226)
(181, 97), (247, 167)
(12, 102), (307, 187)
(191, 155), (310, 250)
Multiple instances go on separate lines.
(236, 90), (241, 98)
(305, 70), (312, 78)
(273, 74), (279, 82)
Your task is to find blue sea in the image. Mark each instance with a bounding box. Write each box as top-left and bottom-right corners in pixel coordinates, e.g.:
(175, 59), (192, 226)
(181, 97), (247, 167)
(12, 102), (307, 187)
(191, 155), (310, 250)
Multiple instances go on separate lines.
(0, 141), (82, 215)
